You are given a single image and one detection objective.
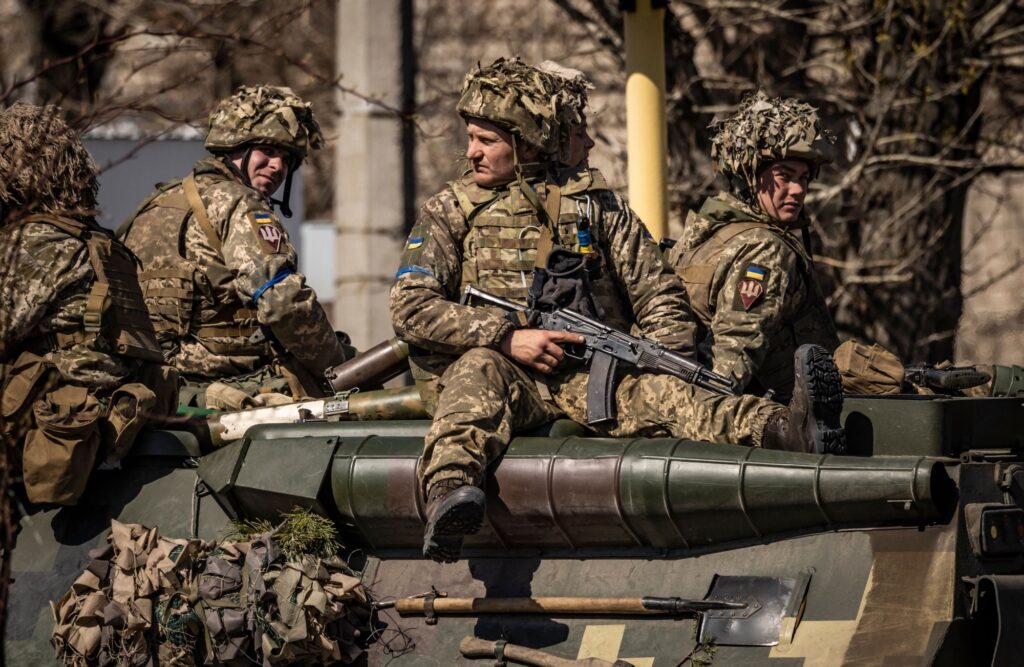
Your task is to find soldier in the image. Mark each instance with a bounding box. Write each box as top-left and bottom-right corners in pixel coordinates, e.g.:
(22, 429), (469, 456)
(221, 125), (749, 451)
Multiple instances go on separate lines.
(665, 90), (840, 402)
(0, 103), (177, 506)
(664, 91), (997, 400)
(120, 85), (351, 409)
(389, 59), (846, 563)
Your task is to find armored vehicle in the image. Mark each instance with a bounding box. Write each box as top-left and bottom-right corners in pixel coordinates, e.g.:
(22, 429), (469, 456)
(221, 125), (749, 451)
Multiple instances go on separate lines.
(6, 393), (1023, 665)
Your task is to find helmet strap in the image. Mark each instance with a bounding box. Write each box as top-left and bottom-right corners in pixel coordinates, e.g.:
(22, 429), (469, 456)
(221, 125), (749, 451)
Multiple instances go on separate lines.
(271, 168), (295, 218)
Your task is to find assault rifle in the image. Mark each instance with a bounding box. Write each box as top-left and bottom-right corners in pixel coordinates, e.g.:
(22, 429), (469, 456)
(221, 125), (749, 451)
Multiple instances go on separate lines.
(904, 364), (991, 392)
(462, 285), (735, 425)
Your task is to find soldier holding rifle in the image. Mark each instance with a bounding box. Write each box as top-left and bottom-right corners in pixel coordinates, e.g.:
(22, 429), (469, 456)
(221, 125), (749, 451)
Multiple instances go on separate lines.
(389, 58), (848, 563)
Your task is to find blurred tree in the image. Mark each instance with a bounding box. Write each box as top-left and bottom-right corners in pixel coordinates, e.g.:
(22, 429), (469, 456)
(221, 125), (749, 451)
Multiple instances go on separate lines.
(554, 0), (1024, 362)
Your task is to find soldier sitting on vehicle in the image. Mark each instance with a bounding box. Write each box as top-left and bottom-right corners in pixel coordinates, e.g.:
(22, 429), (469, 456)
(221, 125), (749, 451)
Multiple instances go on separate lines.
(665, 90), (1000, 401)
(120, 85), (353, 410)
(0, 103), (178, 506)
(389, 58), (847, 563)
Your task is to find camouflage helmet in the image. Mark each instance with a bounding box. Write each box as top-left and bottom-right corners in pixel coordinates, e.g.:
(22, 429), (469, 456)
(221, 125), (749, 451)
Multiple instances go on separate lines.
(710, 89), (835, 193)
(537, 60), (592, 127)
(457, 58), (561, 155)
(0, 102), (98, 216)
(537, 60), (593, 154)
(205, 85), (325, 160)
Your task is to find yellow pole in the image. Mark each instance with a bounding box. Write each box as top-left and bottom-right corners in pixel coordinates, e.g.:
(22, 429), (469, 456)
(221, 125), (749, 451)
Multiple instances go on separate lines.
(623, 0), (668, 241)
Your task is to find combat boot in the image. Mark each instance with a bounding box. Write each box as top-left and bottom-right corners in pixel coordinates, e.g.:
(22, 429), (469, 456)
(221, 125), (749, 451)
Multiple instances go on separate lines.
(763, 344), (846, 454)
(422, 478), (486, 563)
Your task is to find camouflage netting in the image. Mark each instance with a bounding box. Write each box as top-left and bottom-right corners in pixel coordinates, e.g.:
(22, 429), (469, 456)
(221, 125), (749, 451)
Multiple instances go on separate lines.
(51, 510), (374, 666)
(537, 60), (593, 153)
(0, 103), (98, 217)
(205, 85), (325, 160)
(457, 57), (562, 154)
(709, 90), (836, 196)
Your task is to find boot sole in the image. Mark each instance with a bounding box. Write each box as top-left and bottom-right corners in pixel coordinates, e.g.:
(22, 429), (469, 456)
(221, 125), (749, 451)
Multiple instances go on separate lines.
(423, 486), (486, 563)
(798, 345), (847, 455)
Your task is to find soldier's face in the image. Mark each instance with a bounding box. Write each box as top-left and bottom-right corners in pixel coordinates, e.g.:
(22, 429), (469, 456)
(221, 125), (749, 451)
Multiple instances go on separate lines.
(234, 145), (291, 196)
(465, 119), (539, 187)
(565, 121), (595, 167)
(756, 160), (810, 224)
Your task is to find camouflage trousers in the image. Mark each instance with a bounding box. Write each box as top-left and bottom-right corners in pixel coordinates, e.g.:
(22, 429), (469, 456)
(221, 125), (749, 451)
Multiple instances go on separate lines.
(420, 347), (783, 493)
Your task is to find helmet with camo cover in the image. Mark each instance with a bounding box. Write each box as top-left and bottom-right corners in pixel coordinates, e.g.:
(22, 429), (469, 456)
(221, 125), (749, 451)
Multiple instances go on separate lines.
(0, 102), (98, 217)
(457, 58), (561, 155)
(205, 85), (324, 161)
(537, 60), (593, 155)
(710, 89), (835, 196)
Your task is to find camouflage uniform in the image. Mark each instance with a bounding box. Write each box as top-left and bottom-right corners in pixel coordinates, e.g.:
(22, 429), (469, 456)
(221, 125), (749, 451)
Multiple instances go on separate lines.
(668, 91), (839, 401)
(0, 104), (176, 505)
(121, 86), (348, 405)
(394, 166), (780, 494)
(667, 192), (838, 401)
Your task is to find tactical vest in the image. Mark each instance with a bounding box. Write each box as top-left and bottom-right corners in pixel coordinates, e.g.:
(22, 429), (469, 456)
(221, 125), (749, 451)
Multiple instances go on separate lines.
(448, 168), (632, 332)
(675, 220), (838, 396)
(13, 214), (164, 364)
(120, 167), (271, 359)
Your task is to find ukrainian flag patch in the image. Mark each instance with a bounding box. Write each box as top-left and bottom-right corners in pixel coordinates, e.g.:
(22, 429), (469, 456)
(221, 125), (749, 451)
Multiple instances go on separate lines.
(253, 211), (274, 225)
(407, 237), (424, 250)
(745, 265), (767, 281)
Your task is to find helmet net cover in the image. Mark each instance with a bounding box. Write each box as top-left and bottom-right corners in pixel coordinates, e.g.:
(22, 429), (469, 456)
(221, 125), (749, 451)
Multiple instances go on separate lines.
(205, 85), (325, 160)
(0, 102), (98, 216)
(456, 57), (563, 155)
(710, 89), (836, 195)
(537, 60), (594, 154)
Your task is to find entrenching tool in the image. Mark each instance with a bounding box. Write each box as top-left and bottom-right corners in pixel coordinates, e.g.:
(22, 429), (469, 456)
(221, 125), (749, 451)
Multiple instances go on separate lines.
(387, 594), (745, 617)
(460, 636), (636, 667)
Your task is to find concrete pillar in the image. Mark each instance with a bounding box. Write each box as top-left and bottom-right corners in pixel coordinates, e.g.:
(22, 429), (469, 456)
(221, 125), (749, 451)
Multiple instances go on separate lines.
(334, 0), (407, 348)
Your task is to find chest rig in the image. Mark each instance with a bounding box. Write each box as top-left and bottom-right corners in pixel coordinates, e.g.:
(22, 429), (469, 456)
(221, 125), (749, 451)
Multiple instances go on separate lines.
(449, 168), (631, 332)
(676, 220), (838, 396)
(16, 214), (164, 364)
(120, 163), (269, 359)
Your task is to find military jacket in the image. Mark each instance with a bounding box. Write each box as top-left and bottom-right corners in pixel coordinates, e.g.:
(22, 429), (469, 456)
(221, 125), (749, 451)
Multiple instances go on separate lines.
(667, 192), (838, 400)
(0, 214), (163, 390)
(390, 165), (696, 394)
(121, 158), (346, 380)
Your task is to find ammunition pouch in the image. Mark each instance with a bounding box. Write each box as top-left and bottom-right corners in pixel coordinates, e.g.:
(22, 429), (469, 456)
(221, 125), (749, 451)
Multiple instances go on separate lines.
(23, 385), (103, 505)
(834, 340), (904, 395)
(1, 351), (60, 448)
(137, 265), (198, 345)
(102, 383), (157, 464)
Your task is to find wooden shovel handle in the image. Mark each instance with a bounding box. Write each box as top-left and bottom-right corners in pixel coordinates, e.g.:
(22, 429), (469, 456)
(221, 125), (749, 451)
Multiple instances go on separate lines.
(398, 596), (650, 615)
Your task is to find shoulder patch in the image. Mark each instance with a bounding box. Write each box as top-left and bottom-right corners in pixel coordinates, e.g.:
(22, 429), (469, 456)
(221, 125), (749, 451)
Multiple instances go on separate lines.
(733, 263), (770, 311)
(247, 210), (284, 254)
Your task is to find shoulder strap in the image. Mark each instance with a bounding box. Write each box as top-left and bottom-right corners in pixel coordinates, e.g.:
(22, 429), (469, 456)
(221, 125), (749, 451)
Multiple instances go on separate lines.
(15, 213), (89, 238)
(182, 173), (223, 255)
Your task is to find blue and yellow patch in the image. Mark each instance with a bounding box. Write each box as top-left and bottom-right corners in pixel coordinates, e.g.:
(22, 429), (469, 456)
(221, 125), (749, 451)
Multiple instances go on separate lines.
(406, 237), (424, 250)
(744, 265), (767, 281)
(253, 211), (274, 225)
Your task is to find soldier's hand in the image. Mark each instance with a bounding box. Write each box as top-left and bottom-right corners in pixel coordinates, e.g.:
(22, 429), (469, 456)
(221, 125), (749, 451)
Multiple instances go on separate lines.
(499, 329), (585, 374)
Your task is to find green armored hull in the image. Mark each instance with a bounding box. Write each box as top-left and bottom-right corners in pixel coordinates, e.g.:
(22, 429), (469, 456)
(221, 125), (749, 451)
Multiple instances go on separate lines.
(7, 395), (1024, 665)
